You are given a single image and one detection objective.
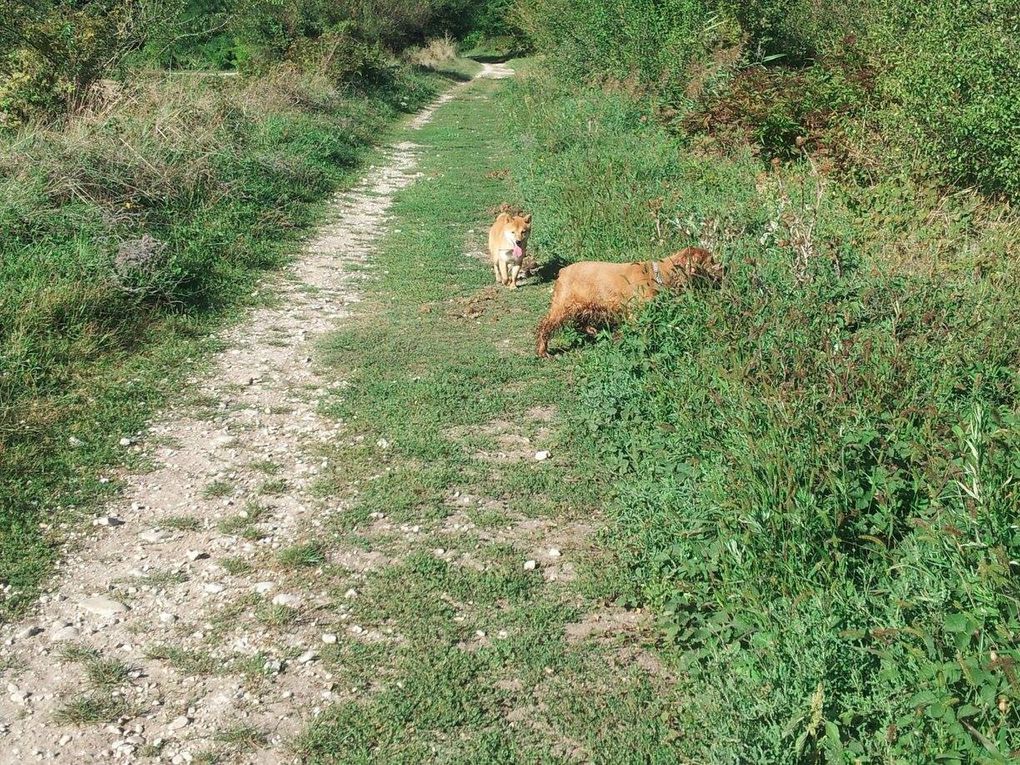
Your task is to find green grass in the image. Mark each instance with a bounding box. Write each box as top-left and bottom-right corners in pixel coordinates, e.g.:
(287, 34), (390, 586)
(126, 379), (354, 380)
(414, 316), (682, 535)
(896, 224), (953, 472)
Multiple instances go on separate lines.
(54, 693), (132, 725)
(257, 477), (289, 496)
(162, 515), (202, 531)
(277, 542), (326, 569)
(295, 71), (683, 763)
(0, 59), (469, 620)
(202, 480), (235, 499)
(55, 645), (134, 724)
(255, 603), (301, 629)
(216, 723), (268, 750)
(220, 556), (253, 576)
(145, 644), (220, 676)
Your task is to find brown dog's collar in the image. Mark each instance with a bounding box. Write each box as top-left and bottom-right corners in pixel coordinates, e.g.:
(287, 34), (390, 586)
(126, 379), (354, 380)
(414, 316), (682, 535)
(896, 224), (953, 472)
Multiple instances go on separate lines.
(650, 260), (666, 287)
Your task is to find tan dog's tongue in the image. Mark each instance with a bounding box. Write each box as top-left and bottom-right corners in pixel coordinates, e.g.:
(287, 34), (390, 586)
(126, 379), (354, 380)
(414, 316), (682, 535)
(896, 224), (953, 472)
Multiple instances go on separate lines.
(513, 244), (523, 259)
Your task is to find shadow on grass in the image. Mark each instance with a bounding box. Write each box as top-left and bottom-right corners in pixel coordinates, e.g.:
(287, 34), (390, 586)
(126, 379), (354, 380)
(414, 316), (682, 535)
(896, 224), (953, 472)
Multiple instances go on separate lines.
(469, 50), (526, 64)
(534, 253), (571, 284)
(415, 66), (474, 83)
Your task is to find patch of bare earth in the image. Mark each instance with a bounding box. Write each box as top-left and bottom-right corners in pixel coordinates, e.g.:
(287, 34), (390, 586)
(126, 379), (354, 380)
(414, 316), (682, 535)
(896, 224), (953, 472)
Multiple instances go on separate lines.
(0, 64), (510, 764)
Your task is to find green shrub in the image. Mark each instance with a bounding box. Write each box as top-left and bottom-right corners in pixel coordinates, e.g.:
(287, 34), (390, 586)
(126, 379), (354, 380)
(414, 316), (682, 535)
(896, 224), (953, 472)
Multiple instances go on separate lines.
(0, 0), (141, 124)
(870, 0), (1020, 199)
(518, 0), (726, 107)
(521, 0), (1020, 200)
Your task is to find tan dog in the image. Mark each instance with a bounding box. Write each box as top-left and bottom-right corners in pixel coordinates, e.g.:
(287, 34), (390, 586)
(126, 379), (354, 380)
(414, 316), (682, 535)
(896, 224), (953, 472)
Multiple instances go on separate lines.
(536, 247), (722, 357)
(488, 211), (532, 288)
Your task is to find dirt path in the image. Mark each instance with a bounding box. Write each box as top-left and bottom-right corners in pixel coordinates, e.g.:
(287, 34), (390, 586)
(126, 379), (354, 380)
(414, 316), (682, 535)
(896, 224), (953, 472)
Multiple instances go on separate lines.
(0, 63), (515, 764)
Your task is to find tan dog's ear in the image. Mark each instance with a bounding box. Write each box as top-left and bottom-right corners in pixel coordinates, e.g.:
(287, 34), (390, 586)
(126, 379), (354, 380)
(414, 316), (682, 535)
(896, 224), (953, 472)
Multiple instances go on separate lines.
(522, 213), (532, 225)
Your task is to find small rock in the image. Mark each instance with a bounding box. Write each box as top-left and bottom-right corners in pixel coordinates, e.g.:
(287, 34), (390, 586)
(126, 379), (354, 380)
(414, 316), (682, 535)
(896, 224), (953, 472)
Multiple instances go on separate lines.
(343, 588), (358, 600)
(272, 593), (300, 607)
(16, 626), (42, 640)
(50, 625), (80, 642)
(254, 582), (275, 595)
(59, 735), (72, 746)
(139, 530), (166, 544)
(9, 690), (30, 704)
(158, 613), (177, 624)
(376, 438), (390, 449)
(321, 633), (337, 644)
(523, 560), (537, 571)
(119, 437), (133, 447)
(534, 450), (550, 461)
(93, 516), (124, 527)
(68, 436), (82, 447)
(298, 650), (318, 664)
(166, 715), (190, 732)
(547, 547), (561, 558)
(80, 596), (129, 617)
(186, 550), (207, 562)
(203, 583), (225, 594)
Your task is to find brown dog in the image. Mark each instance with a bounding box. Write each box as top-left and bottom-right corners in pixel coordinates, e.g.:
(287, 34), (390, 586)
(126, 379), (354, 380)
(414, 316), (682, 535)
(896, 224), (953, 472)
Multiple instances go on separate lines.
(535, 247), (721, 357)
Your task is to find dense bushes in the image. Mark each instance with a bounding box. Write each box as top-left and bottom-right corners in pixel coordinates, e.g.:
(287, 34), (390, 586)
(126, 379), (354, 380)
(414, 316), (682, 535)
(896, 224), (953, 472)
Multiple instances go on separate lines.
(0, 0), (153, 123)
(519, 0), (1020, 200)
(0, 0), (502, 125)
(503, 54), (1020, 761)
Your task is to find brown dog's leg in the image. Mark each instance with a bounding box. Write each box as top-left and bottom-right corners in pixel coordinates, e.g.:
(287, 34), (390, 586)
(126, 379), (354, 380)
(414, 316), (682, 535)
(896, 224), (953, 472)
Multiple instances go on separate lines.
(536, 314), (560, 358)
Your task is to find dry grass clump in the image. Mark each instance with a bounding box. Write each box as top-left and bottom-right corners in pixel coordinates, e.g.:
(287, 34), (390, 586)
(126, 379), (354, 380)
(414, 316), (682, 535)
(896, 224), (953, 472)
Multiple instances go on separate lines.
(408, 35), (457, 70)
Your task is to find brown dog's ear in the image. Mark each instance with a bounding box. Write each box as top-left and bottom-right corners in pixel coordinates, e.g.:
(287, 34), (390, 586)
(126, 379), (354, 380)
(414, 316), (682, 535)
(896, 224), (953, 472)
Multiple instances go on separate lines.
(522, 213), (532, 225)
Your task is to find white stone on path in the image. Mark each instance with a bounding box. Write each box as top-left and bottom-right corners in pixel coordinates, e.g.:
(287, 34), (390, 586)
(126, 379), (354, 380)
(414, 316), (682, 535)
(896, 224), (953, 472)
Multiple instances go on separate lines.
(80, 596), (128, 617)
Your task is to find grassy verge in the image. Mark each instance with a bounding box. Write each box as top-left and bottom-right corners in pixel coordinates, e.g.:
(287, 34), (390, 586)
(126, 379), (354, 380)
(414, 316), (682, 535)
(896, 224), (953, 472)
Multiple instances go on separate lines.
(0, 63), (457, 620)
(502, 63), (1020, 760)
(294, 72), (686, 762)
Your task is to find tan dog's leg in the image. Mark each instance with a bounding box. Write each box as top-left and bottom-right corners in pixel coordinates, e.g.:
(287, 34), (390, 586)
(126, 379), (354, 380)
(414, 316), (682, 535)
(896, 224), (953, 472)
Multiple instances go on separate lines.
(496, 256), (510, 287)
(491, 255), (502, 284)
(509, 263), (522, 289)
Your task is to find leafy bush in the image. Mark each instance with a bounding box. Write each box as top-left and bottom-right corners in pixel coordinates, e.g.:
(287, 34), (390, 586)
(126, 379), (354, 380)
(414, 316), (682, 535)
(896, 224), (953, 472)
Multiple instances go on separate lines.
(521, 0), (1020, 200)
(518, 0), (727, 107)
(503, 68), (1020, 761)
(0, 0), (151, 124)
(871, 0), (1020, 199)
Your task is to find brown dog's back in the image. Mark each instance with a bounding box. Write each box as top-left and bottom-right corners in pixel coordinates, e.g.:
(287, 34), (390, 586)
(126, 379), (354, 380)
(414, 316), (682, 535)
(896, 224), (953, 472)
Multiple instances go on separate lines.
(548, 261), (656, 313)
(536, 247), (720, 357)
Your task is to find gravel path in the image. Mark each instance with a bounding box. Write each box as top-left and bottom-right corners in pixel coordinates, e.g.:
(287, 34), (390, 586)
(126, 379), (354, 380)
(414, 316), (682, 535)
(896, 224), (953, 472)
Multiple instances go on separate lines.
(0, 62), (513, 765)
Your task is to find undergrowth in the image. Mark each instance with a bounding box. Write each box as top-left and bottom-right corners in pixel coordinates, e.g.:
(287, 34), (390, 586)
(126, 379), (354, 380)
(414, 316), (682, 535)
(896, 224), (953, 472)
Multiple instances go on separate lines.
(504, 54), (1020, 762)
